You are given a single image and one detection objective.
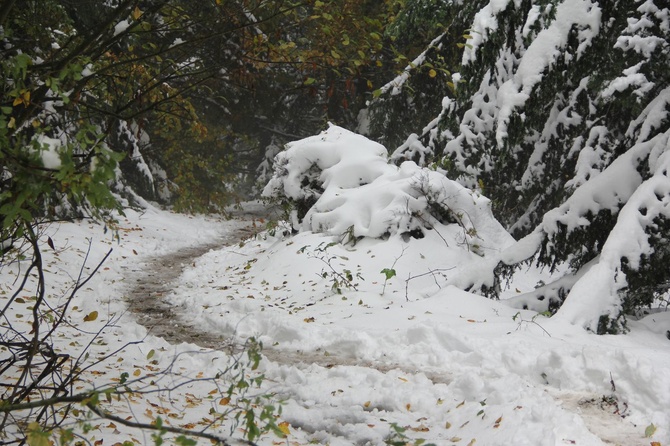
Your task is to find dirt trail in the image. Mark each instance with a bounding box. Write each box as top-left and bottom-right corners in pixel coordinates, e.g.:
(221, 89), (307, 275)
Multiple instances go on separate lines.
(127, 230), (250, 350)
(126, 211), (452, 384)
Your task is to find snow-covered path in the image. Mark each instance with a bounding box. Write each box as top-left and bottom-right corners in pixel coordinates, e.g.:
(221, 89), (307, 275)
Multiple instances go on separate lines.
(122, 205), (668, 446)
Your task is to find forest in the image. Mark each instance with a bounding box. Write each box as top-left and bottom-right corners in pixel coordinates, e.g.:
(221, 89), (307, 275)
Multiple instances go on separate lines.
(1, 0), (669, 444)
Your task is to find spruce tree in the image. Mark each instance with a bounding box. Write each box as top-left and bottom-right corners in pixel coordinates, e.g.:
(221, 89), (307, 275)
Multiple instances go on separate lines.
(381, 0), (670, 332)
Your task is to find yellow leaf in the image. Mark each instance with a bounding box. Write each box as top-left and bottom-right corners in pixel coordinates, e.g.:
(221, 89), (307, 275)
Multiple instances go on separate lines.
(133, 369), (141, 377)
(8, 117), (15, 128)
(449, 437), (462, 442)
(429, 69), (437, 78)
(13, 97), (23, 107)
(278, 421), (291, 436)
(27, 422), (50, 446)
(83, 311), (98, 322)
(364, 401), (371, 408)
(219, 397), (230, 406)
(406, 403), (411, 411)
(132, 6), (142, 20)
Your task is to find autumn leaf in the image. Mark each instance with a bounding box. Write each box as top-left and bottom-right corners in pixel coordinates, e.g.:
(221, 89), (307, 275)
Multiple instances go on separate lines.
(13, 90), (30, 107)
(83, 311), (98, 322)
(428, 69), (437, 78)
(26, 422), (50, 446)
(132, 6), (143, 20)
(278, 421), (291, 436)
(219, 397), (230, 406)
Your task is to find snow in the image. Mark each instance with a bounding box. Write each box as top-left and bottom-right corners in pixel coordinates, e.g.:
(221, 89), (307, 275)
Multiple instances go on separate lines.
(113, 19), (131, 37)
(6, 138), (670, 445)
(263, 125), (513, 264)
(35, 134), (63, 169)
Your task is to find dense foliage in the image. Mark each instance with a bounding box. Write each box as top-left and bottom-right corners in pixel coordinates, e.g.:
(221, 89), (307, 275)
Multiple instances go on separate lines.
(1, 0), (419, 220)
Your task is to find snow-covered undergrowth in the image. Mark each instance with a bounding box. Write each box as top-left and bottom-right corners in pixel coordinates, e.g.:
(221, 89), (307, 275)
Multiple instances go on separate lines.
(263, 124), (515, 293)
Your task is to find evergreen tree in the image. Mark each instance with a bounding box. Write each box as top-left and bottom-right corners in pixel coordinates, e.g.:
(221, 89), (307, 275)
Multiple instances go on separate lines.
(380, 0), (670, 333)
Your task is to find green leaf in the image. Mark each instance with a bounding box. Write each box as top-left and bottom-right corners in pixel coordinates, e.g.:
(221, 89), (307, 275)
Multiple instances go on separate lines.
(381, 268), (396, 281)
(147, 349), (155, 360)
(304, 77), (317, 86)
(645, 423), (657, 438)
(175, 436), (197, 446)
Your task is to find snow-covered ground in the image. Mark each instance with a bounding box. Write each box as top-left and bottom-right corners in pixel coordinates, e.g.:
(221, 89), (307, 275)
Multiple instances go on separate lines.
(2, 201), (668, 445)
